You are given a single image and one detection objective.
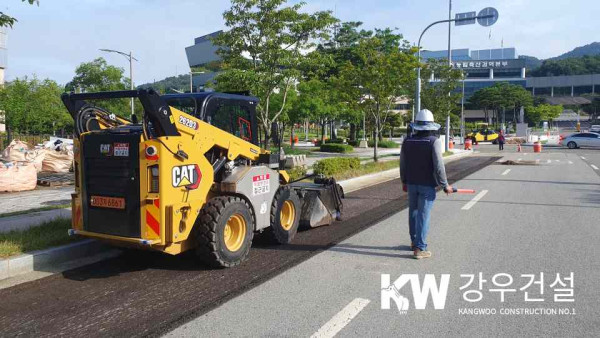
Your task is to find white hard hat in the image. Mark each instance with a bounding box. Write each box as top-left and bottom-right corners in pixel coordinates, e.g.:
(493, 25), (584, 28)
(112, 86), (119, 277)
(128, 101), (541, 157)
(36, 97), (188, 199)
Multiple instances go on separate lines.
(413, 109), (440, 131)
(415, 109), (435, 122)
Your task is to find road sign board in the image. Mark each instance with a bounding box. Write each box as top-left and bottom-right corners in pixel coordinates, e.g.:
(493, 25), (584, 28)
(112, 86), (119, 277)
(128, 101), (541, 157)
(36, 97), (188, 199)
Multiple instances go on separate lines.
(455, 11), (476, 26)
(477, 7), (499, 27)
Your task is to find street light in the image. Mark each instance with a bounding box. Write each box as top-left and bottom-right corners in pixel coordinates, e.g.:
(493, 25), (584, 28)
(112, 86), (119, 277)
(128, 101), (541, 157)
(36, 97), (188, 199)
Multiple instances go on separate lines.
(414, 8), (498, 120)
(100, 49), (139, 119)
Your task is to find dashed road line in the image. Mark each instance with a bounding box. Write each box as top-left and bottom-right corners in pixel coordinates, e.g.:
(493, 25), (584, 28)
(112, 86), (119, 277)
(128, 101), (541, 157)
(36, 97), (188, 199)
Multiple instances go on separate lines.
(311, 298), (371, 338)
(568, 161), (573, 164)
(581, 156), (586, 160)
(462, 190), (489, 211)
(535, 159), (540, 164)
(517, 158), (522, 162)
(547, 159), (552, 164)
(554, 160), (560, 162)
(501, 169), (511, 176)
(591, 164), (599, 170)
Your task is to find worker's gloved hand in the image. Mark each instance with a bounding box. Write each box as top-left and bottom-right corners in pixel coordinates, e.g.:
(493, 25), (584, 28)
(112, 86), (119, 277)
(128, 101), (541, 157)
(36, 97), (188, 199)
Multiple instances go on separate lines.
(402, 184), (407, 192)
(444, 185), (454, 194)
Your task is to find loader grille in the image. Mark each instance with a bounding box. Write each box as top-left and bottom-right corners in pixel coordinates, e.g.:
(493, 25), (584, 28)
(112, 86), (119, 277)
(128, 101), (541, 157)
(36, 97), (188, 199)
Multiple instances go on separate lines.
(81, 131), (141, 238)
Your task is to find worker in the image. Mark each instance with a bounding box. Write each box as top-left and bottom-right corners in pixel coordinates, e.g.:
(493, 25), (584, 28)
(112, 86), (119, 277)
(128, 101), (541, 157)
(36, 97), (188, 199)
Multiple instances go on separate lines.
(498, 130), (505, 151)
(400, 109), (453, 260)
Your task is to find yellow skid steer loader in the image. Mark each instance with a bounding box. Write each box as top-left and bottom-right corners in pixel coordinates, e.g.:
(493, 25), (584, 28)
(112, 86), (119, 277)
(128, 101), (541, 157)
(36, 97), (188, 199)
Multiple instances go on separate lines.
(62, 89), (343, 268)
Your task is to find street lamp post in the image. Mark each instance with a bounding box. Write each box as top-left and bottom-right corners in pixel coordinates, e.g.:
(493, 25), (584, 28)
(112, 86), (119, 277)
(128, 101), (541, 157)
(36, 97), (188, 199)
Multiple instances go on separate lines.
(100, 49), (138, 119)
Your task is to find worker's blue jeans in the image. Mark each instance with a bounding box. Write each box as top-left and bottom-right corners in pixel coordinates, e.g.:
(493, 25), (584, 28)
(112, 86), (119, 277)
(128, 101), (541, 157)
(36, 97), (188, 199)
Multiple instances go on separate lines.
(407, 184), (437, 251)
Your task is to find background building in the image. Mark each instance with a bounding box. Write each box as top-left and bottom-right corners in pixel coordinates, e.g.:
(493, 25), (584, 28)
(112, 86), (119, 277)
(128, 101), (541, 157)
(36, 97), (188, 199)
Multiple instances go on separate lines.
(184, 31), (222, 92)
(0, 28), (7, 132)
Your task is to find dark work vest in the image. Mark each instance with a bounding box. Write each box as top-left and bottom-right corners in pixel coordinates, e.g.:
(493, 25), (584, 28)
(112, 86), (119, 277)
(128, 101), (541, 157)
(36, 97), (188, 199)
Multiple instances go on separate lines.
(402, 135), (438, 187)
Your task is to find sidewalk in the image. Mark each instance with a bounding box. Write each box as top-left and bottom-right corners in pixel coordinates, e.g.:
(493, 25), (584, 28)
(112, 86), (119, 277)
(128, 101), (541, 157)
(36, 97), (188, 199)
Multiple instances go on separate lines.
(0, 186), (73, 215)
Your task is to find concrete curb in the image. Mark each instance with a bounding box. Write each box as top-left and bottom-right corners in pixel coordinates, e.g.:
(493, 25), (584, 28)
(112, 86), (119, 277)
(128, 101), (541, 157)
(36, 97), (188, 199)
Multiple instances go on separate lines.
(0, 239), (119, 281)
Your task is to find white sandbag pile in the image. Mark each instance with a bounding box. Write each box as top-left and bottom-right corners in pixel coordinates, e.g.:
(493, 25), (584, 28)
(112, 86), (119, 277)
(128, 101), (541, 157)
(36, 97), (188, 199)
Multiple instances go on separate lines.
(1, 140), (45, 172)
(42, 140), (74, 173)
(0, 161), (37, 192)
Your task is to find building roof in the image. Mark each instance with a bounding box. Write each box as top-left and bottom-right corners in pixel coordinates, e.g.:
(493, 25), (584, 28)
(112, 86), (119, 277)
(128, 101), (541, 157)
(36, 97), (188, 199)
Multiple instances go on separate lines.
(544, 96), (592, 105)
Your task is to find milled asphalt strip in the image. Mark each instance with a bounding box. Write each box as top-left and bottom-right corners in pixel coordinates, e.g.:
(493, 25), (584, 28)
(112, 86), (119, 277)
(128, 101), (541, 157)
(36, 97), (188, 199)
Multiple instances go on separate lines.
(310, 298), (371, 338)
(461, 190), (489, 210)
(501, 169), (511, 176)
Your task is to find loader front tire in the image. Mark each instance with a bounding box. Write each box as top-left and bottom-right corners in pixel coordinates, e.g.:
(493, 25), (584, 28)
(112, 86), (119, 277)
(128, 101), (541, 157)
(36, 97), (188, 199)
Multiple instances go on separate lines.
(194, 196), (254, 268)
(268, 187), (301, 244)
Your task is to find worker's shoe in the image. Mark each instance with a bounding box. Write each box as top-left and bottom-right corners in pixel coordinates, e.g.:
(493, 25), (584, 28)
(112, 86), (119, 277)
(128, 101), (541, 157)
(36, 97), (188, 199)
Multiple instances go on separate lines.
(413, 249), (432, 259)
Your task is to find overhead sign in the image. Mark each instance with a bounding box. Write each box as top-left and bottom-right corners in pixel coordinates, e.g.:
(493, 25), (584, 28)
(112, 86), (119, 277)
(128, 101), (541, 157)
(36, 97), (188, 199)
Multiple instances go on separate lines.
(455, 11), (476, 26)
(477, 7), (499, 27)
(450, 59), (525, 70)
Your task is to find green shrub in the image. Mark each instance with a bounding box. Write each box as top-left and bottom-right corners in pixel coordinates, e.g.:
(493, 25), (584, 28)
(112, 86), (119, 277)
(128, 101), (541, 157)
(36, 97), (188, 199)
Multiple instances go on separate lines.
(367, 140), (399, 148)
(286, 166), (307, 181)
(319, 143), (354, 153)
(313, 157), (361, 176)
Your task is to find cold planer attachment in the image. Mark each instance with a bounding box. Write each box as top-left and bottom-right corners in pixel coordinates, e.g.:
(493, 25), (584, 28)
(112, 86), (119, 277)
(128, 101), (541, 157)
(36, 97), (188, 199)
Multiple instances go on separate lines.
(61, 89), (344, 269)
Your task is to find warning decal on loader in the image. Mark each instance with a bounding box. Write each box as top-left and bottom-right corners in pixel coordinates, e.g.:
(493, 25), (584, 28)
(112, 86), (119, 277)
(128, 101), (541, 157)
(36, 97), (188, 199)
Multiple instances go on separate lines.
(172, 164), (202, 189)
(252, 174), (270, 196)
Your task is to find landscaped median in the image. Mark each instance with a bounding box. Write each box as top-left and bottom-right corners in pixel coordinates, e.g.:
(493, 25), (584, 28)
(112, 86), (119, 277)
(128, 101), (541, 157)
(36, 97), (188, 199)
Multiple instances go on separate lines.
(0, 218), (78, 258)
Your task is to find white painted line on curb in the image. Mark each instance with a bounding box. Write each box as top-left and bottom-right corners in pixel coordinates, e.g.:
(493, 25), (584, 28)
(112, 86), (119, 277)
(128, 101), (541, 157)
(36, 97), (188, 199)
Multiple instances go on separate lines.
(311, 298), (371, 338)
(462, 190), (488, 211)
(591, 164), (599, 170)
(501, 169), (511, 176)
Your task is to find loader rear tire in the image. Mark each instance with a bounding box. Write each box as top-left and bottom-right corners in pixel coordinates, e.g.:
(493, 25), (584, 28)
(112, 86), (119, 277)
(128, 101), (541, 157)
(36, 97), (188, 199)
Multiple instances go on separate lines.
(193, 196), (254, 268)
(268, 187), (301, 244)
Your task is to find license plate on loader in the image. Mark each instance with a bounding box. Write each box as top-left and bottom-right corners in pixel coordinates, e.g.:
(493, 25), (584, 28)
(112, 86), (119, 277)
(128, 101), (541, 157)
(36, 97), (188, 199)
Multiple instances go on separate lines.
(90, 196), (125, 209)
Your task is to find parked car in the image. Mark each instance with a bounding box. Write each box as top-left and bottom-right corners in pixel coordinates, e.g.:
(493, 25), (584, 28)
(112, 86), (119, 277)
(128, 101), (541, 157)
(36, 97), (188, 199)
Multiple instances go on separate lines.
(466, 128), (499, 144)
(590, 125), (600, 133)
(562, 132), (600, 149)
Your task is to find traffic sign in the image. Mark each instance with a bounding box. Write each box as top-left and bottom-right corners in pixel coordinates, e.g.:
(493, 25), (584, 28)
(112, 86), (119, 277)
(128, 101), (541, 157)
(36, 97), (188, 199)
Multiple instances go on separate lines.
(477, 7), (499, 27)
(455, 11), (476, 26)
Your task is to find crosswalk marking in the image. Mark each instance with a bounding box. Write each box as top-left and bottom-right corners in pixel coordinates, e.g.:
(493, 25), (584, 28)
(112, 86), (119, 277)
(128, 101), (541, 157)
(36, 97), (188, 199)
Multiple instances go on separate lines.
(501, 169), (511, 176)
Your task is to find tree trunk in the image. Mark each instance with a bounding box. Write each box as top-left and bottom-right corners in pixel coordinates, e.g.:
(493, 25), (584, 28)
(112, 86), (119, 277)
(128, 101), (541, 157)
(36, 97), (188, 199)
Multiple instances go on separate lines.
(320, 120), (326, 143)
(330, 120), (337, 140)
(374, 125), (379, 162)
(349, 123), (357, 141)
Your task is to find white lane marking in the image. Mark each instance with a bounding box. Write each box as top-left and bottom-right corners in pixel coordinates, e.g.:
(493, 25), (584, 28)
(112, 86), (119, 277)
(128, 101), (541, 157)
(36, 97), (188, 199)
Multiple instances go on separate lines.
(517, 158), (522, 162)
(555, 160), (560, 162)
(311, 298), (371, 338)
(535, 159), (540, 164)
(547, 159), (552, 164)
(524, 153), (528, 155)
(461, 190), (489, 211)
(581, 156), (586, 160)
(568, 161), (573, 164)
(591, 164), (599, 170)
(501, 169), (511, 176)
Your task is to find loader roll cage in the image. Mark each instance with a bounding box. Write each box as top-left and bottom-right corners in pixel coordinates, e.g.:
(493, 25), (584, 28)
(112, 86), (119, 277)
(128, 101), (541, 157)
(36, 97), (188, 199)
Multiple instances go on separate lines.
(61, 89), (260, 146)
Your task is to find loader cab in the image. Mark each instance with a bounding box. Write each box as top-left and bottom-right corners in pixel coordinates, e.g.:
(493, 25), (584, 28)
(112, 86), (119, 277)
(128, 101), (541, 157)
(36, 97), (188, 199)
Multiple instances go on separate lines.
(163, 92), (259, 146)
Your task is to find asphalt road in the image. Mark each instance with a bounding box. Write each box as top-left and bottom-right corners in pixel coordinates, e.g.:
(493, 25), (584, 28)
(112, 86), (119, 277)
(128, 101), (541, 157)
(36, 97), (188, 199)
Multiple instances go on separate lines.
(169, 147), (600, 337)
(0, 155), (498, 337)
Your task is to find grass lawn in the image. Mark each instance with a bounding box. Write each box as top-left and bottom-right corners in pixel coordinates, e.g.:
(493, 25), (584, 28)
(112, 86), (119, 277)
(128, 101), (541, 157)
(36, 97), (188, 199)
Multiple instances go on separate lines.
(271, 145), (318, 156)
(0, 218), (79, 258)
(330, 160), (399, 181)
(0, 204), (71, 218)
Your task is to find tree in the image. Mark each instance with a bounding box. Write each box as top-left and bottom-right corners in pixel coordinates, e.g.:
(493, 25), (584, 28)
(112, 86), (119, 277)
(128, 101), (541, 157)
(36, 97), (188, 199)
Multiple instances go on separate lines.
(419, 59), (462, 124)
(0, 77), (70, 140)
(0, 0), (38, 28)
(65, 57), (135, 117)
(212, 0), (336, 148)
(525, 104), (562, 126)
(339, 30), (417, 161)
(530, 55), (600, 77)
(469, 82), (532, 126)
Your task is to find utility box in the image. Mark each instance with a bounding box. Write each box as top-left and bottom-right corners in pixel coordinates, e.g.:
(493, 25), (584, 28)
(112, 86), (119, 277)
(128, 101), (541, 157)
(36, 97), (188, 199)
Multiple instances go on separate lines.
(516, 123), (528, 138)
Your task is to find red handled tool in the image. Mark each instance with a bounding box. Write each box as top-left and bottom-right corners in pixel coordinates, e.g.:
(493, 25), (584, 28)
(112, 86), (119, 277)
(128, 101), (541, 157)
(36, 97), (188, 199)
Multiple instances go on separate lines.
(448, 187), (476, 194)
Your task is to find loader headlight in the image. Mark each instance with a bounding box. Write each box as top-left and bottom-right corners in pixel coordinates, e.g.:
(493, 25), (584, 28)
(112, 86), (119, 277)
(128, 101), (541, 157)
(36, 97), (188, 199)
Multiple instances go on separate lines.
(149, 165), (159, 193)
(145, 145), (158, 161)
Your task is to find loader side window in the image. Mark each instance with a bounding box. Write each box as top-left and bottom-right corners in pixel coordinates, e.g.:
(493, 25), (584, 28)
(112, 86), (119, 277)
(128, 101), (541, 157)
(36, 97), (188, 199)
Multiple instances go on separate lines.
(165, 97), (197, 116)
(210, 104), (253, 142)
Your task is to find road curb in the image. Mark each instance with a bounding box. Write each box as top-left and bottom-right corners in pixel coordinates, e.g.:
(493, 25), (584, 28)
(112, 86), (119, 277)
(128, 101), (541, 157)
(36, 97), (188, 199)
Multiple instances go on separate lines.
(0, 239), (118, 281)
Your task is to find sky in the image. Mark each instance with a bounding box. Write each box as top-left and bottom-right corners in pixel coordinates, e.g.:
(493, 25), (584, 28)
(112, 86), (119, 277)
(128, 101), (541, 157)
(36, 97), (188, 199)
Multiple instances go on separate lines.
(3, 0), (599, 86)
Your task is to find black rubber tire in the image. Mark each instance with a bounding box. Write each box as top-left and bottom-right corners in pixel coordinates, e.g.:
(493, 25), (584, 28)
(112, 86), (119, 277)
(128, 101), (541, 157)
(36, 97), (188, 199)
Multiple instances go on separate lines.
(268, 187), (301, 244)
(492, 139), (498, 145)
(567, 141), (577, 149)
(193, 196), (254, 268)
